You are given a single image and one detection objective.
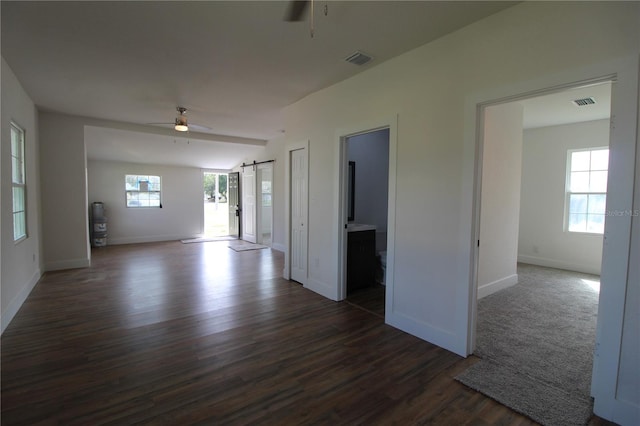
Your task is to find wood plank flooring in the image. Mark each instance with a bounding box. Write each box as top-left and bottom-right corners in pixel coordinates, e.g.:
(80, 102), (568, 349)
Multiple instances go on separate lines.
(0, 241), (607, 425)
(346, 284), (386, 318)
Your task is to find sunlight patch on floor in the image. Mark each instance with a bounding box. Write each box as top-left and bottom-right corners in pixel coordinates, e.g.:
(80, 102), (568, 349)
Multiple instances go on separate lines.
(581, 278), (600, 293)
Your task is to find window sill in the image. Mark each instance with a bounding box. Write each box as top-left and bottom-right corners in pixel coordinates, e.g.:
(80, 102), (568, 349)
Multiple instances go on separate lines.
(565, 231), (604, 236)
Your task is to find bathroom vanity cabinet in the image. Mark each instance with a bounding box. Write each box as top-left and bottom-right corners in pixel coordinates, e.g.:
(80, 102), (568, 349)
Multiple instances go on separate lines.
(347, 227), (376, 293)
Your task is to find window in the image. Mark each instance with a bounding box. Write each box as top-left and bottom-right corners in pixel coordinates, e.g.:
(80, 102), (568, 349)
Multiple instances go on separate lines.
(125, 174), (161, 207)
(11, 123), (27, 241)
(566, 148), (608, 234)
(262, 181), (272, 207)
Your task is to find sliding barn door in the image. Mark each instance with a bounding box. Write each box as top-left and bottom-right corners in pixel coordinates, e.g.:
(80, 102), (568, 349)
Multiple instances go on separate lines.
(241, 167), (257, 243)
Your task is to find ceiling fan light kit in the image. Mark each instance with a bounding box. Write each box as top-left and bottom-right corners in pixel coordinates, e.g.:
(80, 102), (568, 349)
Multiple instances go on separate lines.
(175, 106), (189, 131)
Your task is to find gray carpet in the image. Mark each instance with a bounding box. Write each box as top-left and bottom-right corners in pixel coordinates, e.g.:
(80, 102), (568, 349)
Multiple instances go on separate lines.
(456, 263), (600, 426)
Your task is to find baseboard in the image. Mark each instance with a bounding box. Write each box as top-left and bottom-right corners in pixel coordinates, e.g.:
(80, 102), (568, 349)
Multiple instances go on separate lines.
(518, 254), (601, 275)
(478, 274), (518, 299)
(594, 393), (640, 426)
(1, 268), (41, 334)
(386, 310), (465, 357)
(45, 257), (90, 272)
(271, 243), (285, 253)
(108, 235), (192, 245)
(305, 277), (339, 301)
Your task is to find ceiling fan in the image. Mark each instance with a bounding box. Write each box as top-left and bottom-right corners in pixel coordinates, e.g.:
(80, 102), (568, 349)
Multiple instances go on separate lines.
(147, 107), (211, 133)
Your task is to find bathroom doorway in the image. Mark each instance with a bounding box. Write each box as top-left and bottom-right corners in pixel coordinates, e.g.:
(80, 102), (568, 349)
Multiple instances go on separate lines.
(344, 128), (390, 317)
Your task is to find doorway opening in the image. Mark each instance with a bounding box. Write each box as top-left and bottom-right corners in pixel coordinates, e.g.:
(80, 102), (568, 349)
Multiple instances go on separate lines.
(342, 128), (390, 318)
(468, 80), (613, 421)
(203, 171), (230, 237)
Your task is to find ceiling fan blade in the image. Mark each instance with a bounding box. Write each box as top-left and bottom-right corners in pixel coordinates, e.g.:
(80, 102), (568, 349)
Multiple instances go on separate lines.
(284, 0), (308, 21)
(187, 123), (212, 132)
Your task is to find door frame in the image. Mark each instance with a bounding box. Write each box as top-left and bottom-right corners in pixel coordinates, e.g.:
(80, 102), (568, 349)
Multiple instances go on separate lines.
(228, 171), (241, 239)
(336, 116), (398, 310)
(465, 55), (638, 423)
(201, 168), (233, 238)
(284, 140), (309, 283)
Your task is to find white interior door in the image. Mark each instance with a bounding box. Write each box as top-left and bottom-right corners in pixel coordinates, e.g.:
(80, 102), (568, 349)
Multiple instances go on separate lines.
(290, 148), (308, 284)
(241, 167), (256, 243)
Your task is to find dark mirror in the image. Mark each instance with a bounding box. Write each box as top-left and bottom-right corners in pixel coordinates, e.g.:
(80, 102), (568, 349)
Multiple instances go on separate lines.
(348, 161), (355, 221)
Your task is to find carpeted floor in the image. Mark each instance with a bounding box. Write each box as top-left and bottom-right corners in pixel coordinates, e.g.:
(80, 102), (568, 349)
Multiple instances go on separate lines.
(456, 263), (600, 426)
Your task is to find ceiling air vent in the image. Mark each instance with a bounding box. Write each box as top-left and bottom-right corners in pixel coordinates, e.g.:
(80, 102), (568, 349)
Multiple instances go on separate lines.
(573, 97), (596, 106)
(345, 51), (373, 66)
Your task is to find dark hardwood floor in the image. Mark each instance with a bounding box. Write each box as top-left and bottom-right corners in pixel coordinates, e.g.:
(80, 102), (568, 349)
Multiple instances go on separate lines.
(1, 241), (609, 425)
(347, 284), (385, 318)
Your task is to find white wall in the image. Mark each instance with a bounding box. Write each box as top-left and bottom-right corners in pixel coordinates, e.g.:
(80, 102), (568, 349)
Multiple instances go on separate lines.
(519, 119), (609, 275)
(269, 1), (639, 358)
(348, 128), (389, 252)
(1, 57), (42, 332)
(477, 103), (523, 298)
(39, 112), (91, 271)
(11, 2), (638, 421)
(87, 160), (204, 244)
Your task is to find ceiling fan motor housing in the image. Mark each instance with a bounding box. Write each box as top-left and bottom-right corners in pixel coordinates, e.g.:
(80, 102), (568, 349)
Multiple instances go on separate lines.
(175, 116), (188, 126)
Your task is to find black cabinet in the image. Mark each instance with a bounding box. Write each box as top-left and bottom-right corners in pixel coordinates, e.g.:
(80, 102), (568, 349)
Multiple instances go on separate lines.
(347, 229), (376, 294)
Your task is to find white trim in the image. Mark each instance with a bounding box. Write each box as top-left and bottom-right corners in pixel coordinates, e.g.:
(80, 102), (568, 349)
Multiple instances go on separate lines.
(335, 115), (398, 311)
(463, 54), (638, 424)
(107, 235), (191, 245)
(284, 140), (309, 283)
(306, 277), (338, 301)
(477, 274), (518, 299)
(607, 395), (640, 426)
(1, 268), (41, 334)
(517, 255), (601, 276)
(272, 242), (286, 253)
(44, 258), (91, 271)
(590, 55), (638, 422)
(386, 311), (463, 356)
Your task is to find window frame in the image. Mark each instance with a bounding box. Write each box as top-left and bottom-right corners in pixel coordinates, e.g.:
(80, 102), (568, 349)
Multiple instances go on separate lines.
(125, 174), (162, 208)
(565, 147), (609, 235)
(11, 122), (27, 243)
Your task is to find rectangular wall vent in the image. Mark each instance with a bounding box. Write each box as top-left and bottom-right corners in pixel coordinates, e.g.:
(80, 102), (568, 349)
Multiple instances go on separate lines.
(573, 97), (596, 106)
(345, 51), (372, 66)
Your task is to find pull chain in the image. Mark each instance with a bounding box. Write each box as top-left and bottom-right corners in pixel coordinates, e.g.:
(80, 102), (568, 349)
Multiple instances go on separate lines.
(310, 0), (314, 38)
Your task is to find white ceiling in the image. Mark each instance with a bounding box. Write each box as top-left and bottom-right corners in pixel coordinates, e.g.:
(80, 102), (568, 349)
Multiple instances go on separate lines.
(520, 82), (612, 129)
(85, 126), (266, 170)
(2, 1), (610, 169)
(2, 1), (516, 168)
